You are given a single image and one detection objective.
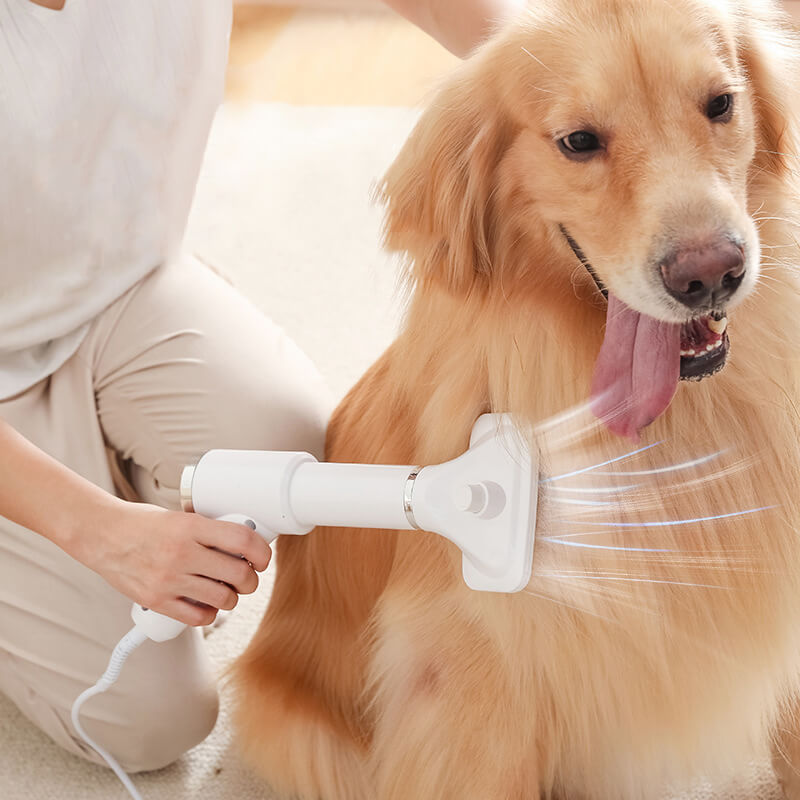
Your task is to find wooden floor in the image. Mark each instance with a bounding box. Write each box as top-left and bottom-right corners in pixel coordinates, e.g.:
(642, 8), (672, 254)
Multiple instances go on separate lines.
(226, 5), (459, 105)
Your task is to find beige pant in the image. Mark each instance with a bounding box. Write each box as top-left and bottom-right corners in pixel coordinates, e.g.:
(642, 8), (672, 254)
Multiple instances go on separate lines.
(0, 255), (332, 772)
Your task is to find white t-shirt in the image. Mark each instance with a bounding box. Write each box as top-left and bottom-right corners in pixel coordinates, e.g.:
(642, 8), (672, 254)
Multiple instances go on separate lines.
(0, 0), (231, 399)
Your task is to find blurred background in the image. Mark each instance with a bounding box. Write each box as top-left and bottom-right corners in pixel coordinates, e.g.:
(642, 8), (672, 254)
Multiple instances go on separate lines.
(225, 0), (800, 108)
(226, 1), (458, 105)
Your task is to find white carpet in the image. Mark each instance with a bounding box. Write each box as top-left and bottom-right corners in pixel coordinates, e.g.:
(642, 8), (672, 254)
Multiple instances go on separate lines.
(0, 103), (783, 799)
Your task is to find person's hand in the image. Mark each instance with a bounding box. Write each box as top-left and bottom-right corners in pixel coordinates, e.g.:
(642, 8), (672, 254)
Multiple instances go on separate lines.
(69, 498), (272, 626)
(0, 419), (271, 626)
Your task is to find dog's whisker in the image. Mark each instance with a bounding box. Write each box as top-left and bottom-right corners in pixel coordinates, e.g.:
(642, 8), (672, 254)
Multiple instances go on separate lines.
(754, 282), (788, 301)
(758, 264), (786, 288)
(757, 275), (787, 284)
(757, 250), (795, 258)
(757, 265), (790, 275)
(757, 271), (800, 291)
(753, 214), (800, 229)
(756, 268), (799, 283)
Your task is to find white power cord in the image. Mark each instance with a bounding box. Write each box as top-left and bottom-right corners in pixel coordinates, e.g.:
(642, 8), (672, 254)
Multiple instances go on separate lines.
(69, 602), (199, 798)
(70, 625), (149, 799)
(70, 606), (187, 797)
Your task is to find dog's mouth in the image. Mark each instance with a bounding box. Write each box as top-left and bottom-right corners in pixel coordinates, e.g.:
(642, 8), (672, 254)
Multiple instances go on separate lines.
(560, 225), (737, 440)
(591, 292), (730, 441)
(559, 225), (730, 441)
(589, 293), (732, 441)
(680, 313), (729, 380)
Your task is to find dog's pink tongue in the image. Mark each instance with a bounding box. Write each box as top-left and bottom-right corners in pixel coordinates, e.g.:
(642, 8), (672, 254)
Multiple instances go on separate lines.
(590, 292), (681, 441)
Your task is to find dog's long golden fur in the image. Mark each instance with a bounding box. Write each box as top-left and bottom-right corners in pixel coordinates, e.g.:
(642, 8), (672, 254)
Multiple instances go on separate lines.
(233, 1), (800, 797)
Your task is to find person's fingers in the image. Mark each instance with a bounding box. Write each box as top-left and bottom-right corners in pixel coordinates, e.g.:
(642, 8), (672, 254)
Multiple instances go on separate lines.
(179, 575), (241, 612)
(158, 597), (218, 627)
(194, 519), (272, 572)
(194, 547), (260, 595)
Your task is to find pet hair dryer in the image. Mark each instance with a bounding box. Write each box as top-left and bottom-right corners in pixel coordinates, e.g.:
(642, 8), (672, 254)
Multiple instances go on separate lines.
(131, 413), (538, 640)
(185, 412), (536, 588)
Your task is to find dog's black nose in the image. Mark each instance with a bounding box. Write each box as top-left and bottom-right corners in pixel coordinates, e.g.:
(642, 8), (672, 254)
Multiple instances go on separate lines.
(660, 239), (745, 309)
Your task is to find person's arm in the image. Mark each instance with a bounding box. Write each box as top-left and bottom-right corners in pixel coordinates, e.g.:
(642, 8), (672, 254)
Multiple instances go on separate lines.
(0, 418), (270, 626)
(381, 0), (526, 57)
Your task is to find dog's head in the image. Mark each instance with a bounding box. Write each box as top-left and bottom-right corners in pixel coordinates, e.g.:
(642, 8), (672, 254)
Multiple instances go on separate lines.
(381, 0), (800, 439)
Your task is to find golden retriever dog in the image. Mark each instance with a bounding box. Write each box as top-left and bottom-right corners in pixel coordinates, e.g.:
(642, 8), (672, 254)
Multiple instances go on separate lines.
(233, 0), (800, 797)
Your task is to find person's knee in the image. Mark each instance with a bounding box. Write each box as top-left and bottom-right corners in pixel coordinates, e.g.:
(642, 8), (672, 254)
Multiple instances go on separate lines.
(149, 348), (333, 500)
(124, 701), (219, 772)
(116, 686), (219, 773)
(259, 377), (332, 460)
(219, 339), (334, 460)
(136, 389), (331, 507)
(75, 669), (220, 773)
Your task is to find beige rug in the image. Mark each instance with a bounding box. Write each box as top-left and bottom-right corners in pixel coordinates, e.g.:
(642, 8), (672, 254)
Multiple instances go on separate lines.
(0, 104), (783, 799)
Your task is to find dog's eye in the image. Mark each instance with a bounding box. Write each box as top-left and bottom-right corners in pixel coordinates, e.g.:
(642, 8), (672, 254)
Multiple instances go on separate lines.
(558, 130), (601, 159)
(706, 93), (733, 122)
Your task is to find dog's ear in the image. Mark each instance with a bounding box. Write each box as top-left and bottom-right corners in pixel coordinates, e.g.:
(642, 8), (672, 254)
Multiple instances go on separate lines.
(735, 0), (800, 181)
(379, 61), (514, 296)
